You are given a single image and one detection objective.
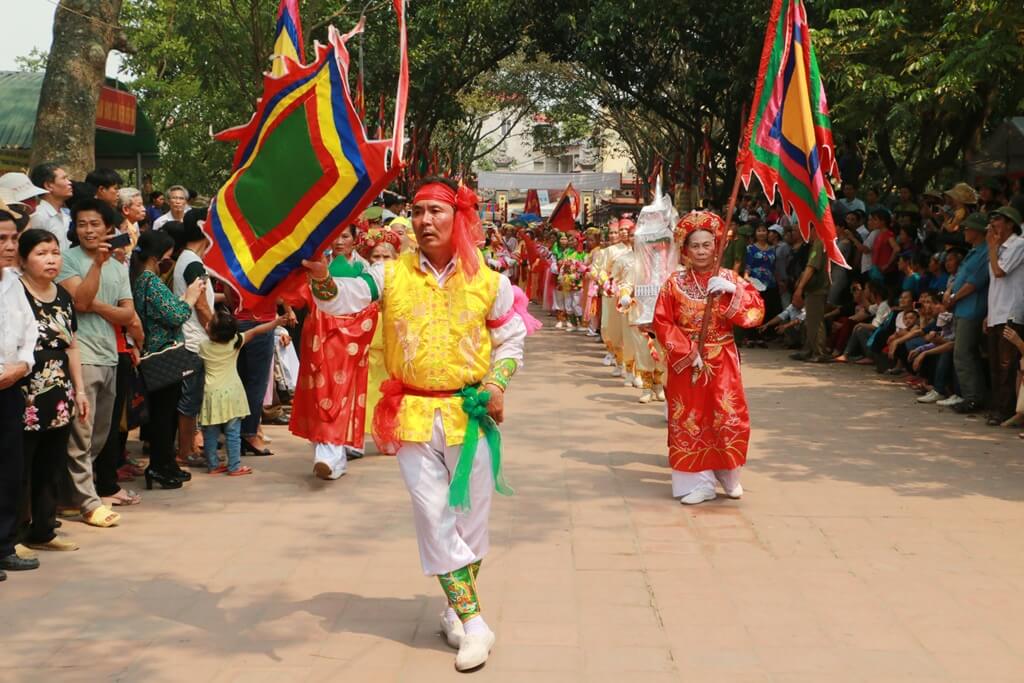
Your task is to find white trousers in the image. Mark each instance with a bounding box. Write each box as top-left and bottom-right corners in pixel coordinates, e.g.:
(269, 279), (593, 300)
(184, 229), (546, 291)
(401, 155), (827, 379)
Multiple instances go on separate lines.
(397, 411), (494, 576)
(313, 442), (348, 479)
(671, 467), (741, 498)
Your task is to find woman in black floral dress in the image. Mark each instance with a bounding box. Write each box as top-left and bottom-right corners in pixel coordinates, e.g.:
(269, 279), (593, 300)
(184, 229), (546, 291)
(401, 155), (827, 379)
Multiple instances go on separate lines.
(18, 229), (88, 551)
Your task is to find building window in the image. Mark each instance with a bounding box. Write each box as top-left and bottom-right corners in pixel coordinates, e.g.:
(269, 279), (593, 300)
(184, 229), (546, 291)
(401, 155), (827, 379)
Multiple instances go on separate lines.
(533, 160), (544, 171)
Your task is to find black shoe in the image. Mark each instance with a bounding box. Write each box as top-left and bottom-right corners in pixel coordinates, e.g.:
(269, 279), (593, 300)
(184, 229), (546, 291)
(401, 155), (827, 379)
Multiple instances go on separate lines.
(952, 401), (980, 414)
(790, 352), (811, 361)
(171, 467), (192, 482)
(0, 553), (40, 571)
(241, 438), (273, 456)
(144, 467), (184, 490)
(0, 568), (5, 581)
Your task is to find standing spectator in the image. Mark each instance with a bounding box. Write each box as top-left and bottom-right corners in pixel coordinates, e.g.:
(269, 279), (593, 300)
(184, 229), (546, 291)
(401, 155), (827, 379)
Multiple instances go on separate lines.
(865, 187), (884, 215)
(152, 186), (189, 231)
(745, 223), (781, 321)
(984, 207), (1024, 425)
(0, 208), (40, 577)
(85, 169), (123, 209)
(944, 213), (990, 414)
(937, 183), (977, 252)
(116, 187), (146, 250)
(834, 181), (866, 224)
(868, 208), (899, 286)
(145, 191), (165, 229)
(17, 229), (87, 552)
(769, 224), (791, 304)
(0, 172), (47, 213)
(131, 231), (207, 489)
(28, 163), (74, 252)
(56, 199), (136, 528)
(790, 232), (829, 362)
(171, 209), (215, 467)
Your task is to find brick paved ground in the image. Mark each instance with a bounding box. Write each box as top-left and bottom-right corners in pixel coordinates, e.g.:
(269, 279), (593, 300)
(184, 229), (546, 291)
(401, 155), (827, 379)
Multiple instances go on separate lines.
(3, 324), (1023, 682)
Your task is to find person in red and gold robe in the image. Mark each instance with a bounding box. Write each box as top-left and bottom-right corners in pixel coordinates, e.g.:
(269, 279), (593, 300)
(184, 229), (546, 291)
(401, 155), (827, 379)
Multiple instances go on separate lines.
(653, 211), (765, 505)
(284, 228), (378, 480)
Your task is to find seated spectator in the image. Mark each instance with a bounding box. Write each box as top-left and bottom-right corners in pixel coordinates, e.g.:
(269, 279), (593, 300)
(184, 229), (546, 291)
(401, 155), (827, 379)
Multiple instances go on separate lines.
(913, 303), (957, 404)
(56, 198), (138, 529)
(924, 252), (949, 293)
(0, 206), (41, 578)
(16, 229), (87, 553)
(130, 231), (207, 490)
(834, 281), (890, 364)
(999, 326), (1024, 432)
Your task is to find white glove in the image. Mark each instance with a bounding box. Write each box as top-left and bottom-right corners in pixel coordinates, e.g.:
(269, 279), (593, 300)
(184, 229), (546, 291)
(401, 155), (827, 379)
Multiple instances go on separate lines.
(692, 354), (704, 371)
(708, 275), (737, 296)
(618, 295), (632, 309)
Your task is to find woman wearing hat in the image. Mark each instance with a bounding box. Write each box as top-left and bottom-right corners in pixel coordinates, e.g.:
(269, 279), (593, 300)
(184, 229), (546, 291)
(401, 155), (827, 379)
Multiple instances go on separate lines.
(938, 183), (978, 251)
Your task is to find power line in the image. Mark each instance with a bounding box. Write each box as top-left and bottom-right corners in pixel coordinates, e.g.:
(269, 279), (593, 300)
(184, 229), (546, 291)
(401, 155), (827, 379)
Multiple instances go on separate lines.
(43, 0), (125, 32)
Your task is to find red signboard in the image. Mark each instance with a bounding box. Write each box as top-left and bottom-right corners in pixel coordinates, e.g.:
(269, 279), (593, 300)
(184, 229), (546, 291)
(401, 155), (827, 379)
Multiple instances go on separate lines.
(95, 86), (136, 135)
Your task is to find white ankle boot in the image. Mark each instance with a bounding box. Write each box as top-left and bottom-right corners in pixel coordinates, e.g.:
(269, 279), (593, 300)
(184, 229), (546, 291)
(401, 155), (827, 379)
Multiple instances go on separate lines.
(638, 389), (654, 404)
(455, 628), (495, 671)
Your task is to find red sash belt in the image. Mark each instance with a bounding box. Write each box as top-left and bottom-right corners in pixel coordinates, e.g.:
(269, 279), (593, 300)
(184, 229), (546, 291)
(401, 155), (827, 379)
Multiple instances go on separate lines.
(371, 380), (460, 454)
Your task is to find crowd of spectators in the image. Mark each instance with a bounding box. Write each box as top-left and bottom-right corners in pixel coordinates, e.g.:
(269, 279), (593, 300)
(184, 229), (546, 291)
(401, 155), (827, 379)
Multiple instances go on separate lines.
(725, 178), (1024, 436)
(0, 165), (300, 582)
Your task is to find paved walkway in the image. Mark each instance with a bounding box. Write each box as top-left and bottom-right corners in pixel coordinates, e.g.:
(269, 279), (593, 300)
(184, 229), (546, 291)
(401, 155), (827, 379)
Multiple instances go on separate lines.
(4, 323), (1023, 682)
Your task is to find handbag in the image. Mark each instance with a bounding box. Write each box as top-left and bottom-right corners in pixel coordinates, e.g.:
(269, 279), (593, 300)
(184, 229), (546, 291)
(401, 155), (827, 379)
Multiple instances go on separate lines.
(137, 276), (202, 392)
(139, 342), (201, 392)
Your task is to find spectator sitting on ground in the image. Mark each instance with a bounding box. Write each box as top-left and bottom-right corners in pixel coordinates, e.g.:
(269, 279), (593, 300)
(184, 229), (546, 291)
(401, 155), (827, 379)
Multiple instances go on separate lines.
(759, 302), (805, 348)
(999, 326), (1024, 433)
(834, 281), (890, 364)
(913, 302), (957, 404)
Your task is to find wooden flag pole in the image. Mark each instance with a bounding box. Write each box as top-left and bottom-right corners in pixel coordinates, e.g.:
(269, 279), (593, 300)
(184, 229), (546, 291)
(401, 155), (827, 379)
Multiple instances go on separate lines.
(691, 106), (750, 385)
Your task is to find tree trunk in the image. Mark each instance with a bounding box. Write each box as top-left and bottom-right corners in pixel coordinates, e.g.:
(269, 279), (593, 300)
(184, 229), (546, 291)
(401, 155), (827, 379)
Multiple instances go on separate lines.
(29, 0), (126, 178)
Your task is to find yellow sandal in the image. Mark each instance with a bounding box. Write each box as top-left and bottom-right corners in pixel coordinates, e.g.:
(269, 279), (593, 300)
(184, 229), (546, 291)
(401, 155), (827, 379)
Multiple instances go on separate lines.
(82, 505), (121, 528)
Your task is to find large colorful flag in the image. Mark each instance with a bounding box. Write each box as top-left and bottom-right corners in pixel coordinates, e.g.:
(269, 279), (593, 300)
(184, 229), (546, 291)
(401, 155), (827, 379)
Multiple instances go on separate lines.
(738, 0), (845, 267)
(270, 0), (303, 77)
(548, 182), (580, 232)
(205, 0), (409, 309)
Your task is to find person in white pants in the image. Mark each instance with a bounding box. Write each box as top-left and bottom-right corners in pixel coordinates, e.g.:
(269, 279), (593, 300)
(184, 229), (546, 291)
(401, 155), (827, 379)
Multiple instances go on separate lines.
(305, 177), (529, 671)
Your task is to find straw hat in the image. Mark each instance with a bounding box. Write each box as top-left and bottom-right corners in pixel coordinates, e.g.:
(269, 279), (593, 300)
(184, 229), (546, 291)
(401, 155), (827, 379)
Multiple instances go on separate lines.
(943, 182), (978, 205)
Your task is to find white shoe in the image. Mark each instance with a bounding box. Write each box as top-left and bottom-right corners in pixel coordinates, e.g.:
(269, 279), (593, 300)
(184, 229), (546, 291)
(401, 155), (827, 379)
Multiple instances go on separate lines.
(917, 390), (944, 404)
(455, 629), (496, 671)
(602, 353), (614, 366)
(313, 462), (346, 480)
(936, 395), (964, 407)
(440, 613), (465, 649)
(638, 389), (654, 404)
(565, 324), (575, 332)
(679, 487), (717, 505)
(623, 373), (635, 387)
(723, 483), (743, 499)
(611, 365), (622, 377)
(632, 376), (644, 389)
(586, 329), (599, 337)
(654, 386), (666, 402)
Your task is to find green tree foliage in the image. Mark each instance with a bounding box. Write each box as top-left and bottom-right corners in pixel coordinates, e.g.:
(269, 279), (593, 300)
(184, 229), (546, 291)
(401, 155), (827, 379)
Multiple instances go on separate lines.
(815, 0), (1024, 190)
(15, 48), (50, 73)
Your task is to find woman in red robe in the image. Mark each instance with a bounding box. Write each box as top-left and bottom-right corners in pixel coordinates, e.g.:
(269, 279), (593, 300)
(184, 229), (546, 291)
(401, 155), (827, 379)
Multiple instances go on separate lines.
(284, 228), (378, 480)
(653, 211), (765, 505)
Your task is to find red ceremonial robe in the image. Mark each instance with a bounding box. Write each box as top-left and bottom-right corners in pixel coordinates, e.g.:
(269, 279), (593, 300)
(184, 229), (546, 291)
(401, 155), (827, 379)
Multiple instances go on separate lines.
(653, 268), (764, 472)
(284, 282), (379, 446)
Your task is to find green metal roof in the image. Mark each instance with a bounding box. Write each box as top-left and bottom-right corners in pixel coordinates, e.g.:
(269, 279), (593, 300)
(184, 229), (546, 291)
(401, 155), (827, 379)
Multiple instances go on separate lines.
(0, 71), (159, 163)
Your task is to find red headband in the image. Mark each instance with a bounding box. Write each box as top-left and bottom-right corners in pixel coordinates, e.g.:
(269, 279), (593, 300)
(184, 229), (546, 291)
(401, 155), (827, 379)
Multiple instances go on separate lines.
(413, 182), (483, 278)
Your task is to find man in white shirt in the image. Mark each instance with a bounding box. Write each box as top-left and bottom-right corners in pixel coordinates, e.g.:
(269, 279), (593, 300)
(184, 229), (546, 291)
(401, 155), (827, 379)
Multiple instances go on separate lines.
(0, 208), (41, 578)
(171, 208), (215, 463)
(985, 206), (1024, 424)
(28, 163), (73, 253)
(152, 185), (189, 230)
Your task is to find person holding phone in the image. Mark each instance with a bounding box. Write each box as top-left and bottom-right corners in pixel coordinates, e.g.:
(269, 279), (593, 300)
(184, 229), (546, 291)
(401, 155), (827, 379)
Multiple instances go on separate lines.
(55, 199), (139, 528)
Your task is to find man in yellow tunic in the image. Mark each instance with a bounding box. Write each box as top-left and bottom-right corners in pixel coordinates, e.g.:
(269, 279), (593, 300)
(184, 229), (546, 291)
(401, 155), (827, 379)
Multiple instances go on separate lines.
(303, 178), (527, 672)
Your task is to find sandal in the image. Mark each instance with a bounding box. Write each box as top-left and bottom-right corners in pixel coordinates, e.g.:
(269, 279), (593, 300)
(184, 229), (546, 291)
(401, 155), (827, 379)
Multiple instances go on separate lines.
(227, 466), (253, 477)
(208, 465), (229, 475)
(82, 505), (121, 528)
(104, 489), (142, 507)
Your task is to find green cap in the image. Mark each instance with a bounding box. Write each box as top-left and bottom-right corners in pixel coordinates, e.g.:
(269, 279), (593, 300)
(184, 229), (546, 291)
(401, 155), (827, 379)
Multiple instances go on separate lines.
(361, 205), (384, 221)
(989, 205), (1022, 225)
(961, 212), (989, 232)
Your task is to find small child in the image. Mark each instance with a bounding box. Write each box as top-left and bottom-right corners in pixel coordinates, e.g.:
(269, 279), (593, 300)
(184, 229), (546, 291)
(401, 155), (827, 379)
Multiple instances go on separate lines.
(199, 309), (287, 475)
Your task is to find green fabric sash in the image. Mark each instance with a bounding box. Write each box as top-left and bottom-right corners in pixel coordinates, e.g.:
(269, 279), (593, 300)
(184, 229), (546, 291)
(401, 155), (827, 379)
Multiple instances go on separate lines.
(449, 386), (514, 511)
